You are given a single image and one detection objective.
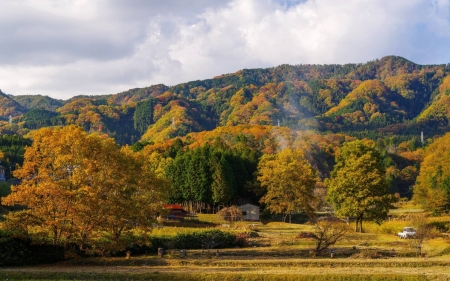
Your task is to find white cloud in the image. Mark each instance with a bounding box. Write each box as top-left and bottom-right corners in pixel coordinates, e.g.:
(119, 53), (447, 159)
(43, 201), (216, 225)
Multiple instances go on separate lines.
(0, 0), (449, 99)
(170, 0), (450, 75)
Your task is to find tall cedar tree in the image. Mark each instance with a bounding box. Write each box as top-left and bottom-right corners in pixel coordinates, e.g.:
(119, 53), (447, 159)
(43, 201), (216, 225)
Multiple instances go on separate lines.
(165, 144), (254, 212)
(211, 155), (235, 205)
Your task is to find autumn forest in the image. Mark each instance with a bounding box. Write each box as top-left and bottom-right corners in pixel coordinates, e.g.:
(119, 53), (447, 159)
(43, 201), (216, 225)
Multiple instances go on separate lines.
(1, 56), (450, 265)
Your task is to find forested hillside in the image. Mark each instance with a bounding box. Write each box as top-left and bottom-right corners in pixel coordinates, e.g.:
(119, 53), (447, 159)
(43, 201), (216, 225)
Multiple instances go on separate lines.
(0, 56), (449, 202)
(0, 56), (448, 145)
(10, 95), (64, 112)
(3, 57), (450, 257)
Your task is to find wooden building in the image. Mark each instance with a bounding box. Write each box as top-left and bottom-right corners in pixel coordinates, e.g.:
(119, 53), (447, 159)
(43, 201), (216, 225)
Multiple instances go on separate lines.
(239, 204), (260, 221)
(163, 204), (192, 220)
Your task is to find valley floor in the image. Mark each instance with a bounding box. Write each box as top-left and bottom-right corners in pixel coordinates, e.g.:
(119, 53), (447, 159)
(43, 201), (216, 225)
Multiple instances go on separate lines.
(2, 255), (450, 281)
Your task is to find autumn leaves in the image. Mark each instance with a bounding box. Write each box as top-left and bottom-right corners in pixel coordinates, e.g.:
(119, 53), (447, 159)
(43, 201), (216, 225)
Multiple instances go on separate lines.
(258, 149), (317, 223)
(3, 123), (450, 254)
(2, 125), (166, 252)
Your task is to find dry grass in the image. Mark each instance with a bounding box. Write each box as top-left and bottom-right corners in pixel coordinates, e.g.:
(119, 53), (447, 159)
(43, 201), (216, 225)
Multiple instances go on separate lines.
(2, 212), (450, 280)
(1, 257), (450, 280)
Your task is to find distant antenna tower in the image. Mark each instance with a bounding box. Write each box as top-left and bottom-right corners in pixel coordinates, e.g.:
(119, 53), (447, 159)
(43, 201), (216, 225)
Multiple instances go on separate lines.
(421, 131), (424, 144)
(172, 117), (175, 129)
(9, 115), (12, 125)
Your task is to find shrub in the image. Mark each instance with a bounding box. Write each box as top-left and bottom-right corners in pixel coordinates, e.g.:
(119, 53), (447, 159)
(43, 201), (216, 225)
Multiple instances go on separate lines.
(217, 206), (243, 222)
(296, 231), (316, 239)
(173, 229), (236, 249)
(429, 221), (450, 232)
(0, 230), (64, 266)
(143, 229), (237, 252)
(235, 233), (250, 247)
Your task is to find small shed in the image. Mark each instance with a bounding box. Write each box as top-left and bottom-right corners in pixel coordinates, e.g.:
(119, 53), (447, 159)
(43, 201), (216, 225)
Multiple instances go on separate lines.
(239, 204), (260, 221)
(163, 204), (193, 220)
(0, 165), (5, 181)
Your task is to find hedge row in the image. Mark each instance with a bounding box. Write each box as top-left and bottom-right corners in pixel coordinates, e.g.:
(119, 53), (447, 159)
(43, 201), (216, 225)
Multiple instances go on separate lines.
(0, 231), (64, 266)
(127, 229), (237, 254)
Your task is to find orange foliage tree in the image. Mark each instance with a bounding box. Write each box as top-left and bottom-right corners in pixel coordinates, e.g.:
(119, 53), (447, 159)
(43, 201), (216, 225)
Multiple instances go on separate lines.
(2, 125), (167, 252)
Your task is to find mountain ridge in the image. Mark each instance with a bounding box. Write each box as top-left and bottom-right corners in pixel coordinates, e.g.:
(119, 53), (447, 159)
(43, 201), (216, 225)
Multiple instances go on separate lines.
(1, 56), (449, 145)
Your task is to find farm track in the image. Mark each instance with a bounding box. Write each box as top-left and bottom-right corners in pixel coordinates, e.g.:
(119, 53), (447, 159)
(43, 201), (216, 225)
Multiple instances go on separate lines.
(2, 257), (450, 280)
(40, 256), (450, 268)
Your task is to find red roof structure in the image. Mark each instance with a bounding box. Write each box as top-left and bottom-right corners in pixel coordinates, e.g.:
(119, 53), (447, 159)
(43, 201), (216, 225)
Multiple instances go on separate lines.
(163, 204), (184, 210)
(163, 204), (194, 220)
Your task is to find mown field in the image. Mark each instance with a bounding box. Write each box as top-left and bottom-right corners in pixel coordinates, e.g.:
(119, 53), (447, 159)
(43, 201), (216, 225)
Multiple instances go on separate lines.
(1, 210), (450, 281)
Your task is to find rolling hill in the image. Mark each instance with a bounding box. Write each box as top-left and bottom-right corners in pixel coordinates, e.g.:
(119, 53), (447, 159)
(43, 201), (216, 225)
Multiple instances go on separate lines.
(0, 56), (449, 144)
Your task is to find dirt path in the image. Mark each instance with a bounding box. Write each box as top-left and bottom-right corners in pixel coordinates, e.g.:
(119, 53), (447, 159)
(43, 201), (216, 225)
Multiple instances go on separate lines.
(2, 256), (450, 279)
(2, 264), (450, 277)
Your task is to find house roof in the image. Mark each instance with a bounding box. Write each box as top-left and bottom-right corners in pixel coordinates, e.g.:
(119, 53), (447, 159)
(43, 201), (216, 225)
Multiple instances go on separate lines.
(239, 204), (259, 209)
(163, 204), (184, 210)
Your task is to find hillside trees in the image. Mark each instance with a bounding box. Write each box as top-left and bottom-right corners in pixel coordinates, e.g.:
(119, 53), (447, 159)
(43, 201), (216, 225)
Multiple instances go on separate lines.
(1, 56), (449, 147)
(258, 148), (317, 222)
(22, 108), (62, 129)
(1, 125), (167, 251)
(0, 134), (31, 178)
(326, 140), (396, 232)
(134, 99), (154, 134)
(413, 133), (450, 213)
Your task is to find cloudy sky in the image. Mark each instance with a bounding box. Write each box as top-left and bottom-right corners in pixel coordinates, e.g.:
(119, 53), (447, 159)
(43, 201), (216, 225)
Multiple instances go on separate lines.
(1, 0), (450, 100)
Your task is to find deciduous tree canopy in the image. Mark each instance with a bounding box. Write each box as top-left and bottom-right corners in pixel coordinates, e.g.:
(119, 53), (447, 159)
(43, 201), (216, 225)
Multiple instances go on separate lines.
(326, 140), (395, 232)
(258, 148), (317, 222)
(1, 125), (167, 252)
(413, 132), (450, 213)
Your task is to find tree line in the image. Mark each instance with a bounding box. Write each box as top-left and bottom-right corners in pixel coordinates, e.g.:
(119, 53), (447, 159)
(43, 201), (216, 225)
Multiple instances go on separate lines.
(2, 124), (450, 254)
(164, 139), (258, 212)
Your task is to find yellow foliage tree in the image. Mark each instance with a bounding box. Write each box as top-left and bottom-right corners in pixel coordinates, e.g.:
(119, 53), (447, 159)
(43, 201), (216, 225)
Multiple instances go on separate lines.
(258, 148), (317, 222)
(413, 132), (450, 213)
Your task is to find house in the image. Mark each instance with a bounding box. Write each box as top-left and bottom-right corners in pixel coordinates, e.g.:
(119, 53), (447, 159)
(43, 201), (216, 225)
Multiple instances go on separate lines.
(163, 204), (192, 220)
(239, 204), (260, 221)
(0, 165), (5, 181)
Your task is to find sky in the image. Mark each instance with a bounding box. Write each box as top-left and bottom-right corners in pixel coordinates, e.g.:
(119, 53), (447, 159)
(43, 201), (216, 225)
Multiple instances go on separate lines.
(1, 0), (450, 100)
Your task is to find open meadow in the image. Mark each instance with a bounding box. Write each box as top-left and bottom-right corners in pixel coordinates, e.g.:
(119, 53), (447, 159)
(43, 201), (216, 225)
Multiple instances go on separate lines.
(2, 211), (450, 281)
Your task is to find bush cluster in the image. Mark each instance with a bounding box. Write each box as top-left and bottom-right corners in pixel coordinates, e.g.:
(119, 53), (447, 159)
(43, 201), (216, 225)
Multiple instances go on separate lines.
(235, 233), (250, 247)
(129, 229), (237, 253)
(0, 231), (64, 266)
(216, 206), (243, 222)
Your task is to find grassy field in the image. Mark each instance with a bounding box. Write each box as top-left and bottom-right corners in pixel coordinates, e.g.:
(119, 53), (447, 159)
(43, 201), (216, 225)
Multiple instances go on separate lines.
(1, 211), (450, 281)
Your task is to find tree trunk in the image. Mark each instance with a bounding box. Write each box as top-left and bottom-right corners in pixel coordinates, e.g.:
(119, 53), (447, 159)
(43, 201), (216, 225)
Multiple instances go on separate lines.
(360, 214), (364, 233)
(53, 227), (58, 246)
(355, 217), (359, 232)
(315, 241), (322, 254)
